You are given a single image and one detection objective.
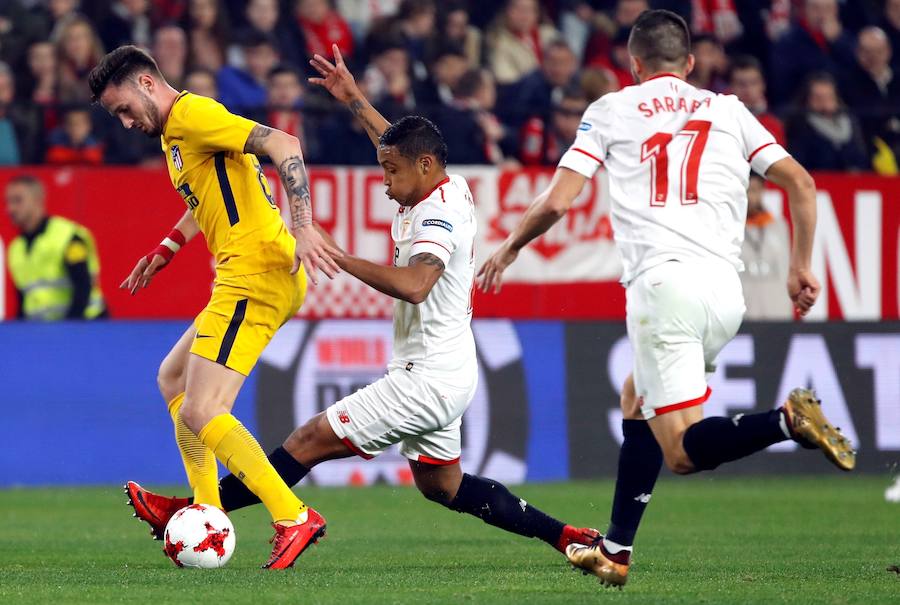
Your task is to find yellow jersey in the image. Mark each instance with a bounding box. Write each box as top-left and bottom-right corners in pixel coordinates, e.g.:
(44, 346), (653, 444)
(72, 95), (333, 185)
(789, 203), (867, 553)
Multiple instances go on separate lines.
(161, 92), (295, 278)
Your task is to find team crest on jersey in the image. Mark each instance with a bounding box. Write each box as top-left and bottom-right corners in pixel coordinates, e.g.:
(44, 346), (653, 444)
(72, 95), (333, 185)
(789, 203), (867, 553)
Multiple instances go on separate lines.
(578, 121), (592, 131)
(171, 145), (183, 171)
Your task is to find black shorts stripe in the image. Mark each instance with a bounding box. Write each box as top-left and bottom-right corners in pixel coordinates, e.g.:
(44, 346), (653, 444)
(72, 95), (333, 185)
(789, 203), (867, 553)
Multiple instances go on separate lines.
(216, 298), (248, 366)
(214, 152), (240, 226)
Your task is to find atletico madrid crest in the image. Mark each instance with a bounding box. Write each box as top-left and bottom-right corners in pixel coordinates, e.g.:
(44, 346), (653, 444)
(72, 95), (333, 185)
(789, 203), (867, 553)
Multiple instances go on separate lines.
(171, 145), (183, 171)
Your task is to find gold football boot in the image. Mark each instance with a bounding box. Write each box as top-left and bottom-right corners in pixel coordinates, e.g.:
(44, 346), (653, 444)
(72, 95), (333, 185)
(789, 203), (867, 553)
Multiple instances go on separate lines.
(782, 388), (856, 471)
(566, 542), (630, 588)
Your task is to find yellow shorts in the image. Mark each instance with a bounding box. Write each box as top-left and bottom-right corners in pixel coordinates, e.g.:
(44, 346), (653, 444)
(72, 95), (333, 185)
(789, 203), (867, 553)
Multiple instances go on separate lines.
(190, 267), (306, 376)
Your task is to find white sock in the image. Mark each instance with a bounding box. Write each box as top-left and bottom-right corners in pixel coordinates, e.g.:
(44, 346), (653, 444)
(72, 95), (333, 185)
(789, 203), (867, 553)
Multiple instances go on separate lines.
(602, 537), (633, 553)
(778, 409), (791, 439)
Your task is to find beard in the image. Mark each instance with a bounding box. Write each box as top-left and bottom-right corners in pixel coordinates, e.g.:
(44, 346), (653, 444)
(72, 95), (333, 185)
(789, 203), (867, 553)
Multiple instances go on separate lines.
(140, 93), (163, 137)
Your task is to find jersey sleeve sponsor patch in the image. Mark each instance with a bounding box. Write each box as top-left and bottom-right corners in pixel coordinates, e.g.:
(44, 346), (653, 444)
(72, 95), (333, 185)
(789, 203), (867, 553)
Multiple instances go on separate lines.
(421, 218), (453, 232)
(578, 121), (592, 131)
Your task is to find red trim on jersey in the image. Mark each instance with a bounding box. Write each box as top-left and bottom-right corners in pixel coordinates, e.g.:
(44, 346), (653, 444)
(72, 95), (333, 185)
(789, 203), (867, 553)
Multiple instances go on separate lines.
(748, 142), (775, 162)
(341, 437), (374, 460)
(653, 387), (712, 417)
(412, 239), (452, 255)
(571, 147), (604, 165)
(417, 454), (460, 466)
(416, 177), (450, 205)
(645, 72), (685, 82)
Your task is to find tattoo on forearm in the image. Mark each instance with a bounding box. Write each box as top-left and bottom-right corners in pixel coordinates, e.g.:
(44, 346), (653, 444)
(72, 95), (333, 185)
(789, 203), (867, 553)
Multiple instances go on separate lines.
(348, 99), (383, 138)
(409, 252), (445, 271)
(243, 125), (272, 155)
(278, 155), (313, 230)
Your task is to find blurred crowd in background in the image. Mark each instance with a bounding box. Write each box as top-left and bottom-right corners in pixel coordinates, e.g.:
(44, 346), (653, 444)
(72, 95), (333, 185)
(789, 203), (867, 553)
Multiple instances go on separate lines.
(0, 0), (898, 172)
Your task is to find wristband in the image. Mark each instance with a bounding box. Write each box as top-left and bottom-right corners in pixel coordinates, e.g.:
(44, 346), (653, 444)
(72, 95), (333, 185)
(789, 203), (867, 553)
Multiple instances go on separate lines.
(146, 229), (186, 266)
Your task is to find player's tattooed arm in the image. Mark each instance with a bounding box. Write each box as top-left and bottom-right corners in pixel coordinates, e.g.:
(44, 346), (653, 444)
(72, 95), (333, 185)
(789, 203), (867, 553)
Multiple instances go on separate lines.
(242, 124), (273, 155)
(408, 252), (445, 272)
(347, 98), (390, 148)
(278, 155), (313, 230)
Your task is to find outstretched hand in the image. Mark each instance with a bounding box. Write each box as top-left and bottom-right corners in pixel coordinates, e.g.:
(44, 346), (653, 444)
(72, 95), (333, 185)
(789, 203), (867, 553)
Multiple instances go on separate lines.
(293, 223), (343, 285)
(120, 254), (167, 295)
(308, 44), (360, 103)
(476, 242), (519, 294)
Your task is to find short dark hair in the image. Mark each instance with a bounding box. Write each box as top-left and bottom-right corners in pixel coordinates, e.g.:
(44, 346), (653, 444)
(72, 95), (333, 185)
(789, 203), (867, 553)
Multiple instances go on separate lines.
(730, 54), (763, 76)
(88, 45), (162, 102)
(268, 63), (301, 82)
(379, 116), (448, 167)
(628, 10), (691, 70)
(453, 68), (488, 99)
(7, 174), (45, 198)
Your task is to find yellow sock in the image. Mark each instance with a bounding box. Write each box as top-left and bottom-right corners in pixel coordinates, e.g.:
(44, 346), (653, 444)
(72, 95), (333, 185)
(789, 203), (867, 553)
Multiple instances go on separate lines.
(199, 413), (306, 523)
(168, 394), (222, 508)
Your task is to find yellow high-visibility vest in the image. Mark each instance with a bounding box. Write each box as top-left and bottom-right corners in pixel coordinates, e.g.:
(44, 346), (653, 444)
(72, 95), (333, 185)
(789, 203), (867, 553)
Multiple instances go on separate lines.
(7, 216), (106, 320)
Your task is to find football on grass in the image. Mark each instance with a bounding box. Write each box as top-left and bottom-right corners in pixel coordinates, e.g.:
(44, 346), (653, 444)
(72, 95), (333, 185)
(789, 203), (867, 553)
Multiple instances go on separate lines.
(163, 504), (235, 568)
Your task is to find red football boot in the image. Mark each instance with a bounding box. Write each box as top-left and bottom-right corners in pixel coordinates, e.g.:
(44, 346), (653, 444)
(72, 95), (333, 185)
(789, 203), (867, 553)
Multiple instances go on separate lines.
(124, 481), (190, 540)
(556, 525), (602, 554)
(263, 507), (327, 569)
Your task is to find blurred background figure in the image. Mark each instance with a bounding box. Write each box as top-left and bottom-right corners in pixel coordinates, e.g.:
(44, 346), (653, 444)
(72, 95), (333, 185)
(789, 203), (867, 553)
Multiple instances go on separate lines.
(239, 0), (305, 69)
(739, 174), (792, 321)
(218, 31), (280, 112)
(182, 0), (230, 72)
(729, 55), (785, 145)
(518, 85), (588, 166)
(787, 72), (868, 171)
(53, 14), (105, 103)
(258, 64), (316, 160)
(44, 105), (103, 165)
(438, 1), (482, 67)
(687, 34), (728, 93)
(152, 24), (188, 91)
(362, 34), (415, 121)
(501, 39), (579, 129)
(184, 67), (219, 98)
(97, 0), (152, 51)
(295, 0), (354, 62)
(487, 0), (560, 85)
(5, 174), (107, 320)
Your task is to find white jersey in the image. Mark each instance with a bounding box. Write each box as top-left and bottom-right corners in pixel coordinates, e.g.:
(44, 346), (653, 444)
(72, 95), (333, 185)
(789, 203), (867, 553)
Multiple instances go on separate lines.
(558, 73), (790, 284)
(388, 174), (477, 381)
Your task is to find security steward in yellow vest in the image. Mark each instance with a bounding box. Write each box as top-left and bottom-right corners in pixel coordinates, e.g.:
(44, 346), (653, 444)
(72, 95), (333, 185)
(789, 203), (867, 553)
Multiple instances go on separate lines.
(5, 175), (107, 320)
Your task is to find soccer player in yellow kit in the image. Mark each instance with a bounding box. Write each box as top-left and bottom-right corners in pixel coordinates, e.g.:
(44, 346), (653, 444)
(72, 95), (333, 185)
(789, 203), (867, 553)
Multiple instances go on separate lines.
(88, 46), (341, 569)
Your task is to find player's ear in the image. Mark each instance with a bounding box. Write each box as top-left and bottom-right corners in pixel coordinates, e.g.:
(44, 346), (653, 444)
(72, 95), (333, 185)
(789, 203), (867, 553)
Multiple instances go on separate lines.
(684, 54), (696, 78)
(138, 72), (154, 94)
(630, 55), (642, 82)
(419, 155), (432, 175)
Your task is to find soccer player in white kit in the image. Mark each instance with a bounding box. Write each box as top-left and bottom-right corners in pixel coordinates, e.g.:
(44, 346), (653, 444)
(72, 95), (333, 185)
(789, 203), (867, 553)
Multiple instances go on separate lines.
(127, 45), (600, 562)
(479, 10), (856, 587)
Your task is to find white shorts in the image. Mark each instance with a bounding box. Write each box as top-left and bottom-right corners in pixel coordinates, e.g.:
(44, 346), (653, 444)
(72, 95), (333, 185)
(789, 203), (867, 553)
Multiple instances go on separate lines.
(626, 259), (745, 420)
(325, 367), (477, 464)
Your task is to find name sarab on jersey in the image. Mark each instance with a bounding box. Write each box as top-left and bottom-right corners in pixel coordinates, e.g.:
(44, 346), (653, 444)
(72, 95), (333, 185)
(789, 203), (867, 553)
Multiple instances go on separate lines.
(637, 95), (712, 118)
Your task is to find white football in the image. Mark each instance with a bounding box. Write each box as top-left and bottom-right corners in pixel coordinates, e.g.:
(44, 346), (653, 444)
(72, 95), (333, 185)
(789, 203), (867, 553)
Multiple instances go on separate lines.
(163, 504), (236, 568)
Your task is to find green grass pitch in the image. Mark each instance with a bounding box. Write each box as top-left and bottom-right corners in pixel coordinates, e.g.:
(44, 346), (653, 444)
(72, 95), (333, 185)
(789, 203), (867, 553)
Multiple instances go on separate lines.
(2, 476), (898, 604)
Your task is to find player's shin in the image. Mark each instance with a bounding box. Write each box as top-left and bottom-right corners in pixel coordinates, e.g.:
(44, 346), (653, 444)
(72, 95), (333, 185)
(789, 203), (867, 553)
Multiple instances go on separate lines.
(447, 473), (565, 546)
(682, 410), (789, 471)
(218, 446), (312, 512)
(198, 413), (306, 524)
(169, 393), (222, 508)
(606, 419), (663, 552)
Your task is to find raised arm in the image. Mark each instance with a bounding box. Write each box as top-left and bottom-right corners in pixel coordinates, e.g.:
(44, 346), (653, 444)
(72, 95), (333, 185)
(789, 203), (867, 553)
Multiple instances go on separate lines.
(243, 124), (342, 284)
(478, 167), (588, 293)
(763, 156), (820, 316)
(309, 44), (390, 148)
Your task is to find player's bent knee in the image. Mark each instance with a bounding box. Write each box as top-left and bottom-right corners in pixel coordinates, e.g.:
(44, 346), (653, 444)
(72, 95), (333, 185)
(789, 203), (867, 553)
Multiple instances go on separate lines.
(179, 397), (227, 434)
(664, 451), (696, 475)
(157, 361), (184, 403)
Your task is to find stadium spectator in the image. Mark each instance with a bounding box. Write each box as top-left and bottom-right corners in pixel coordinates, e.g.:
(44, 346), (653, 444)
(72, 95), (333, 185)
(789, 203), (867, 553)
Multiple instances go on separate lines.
(0, 61), (42, 165)
(54, 14), (105, 103)
(44, 105), (103, 165)
(438, 1), (482, 67)
(688, 34), (728, 93)
(258, 64), (316, 159)
(295, 0), (355, 62)
(334, 0), (401, 41)
(786, 72), (869, 171)
(740, 174), (792, 320)
(504, 40), (579, 127)
(97, 0), (153, 51)
(582, 0), (648, 78)
(769, 0), (856, 106)
(518, 85), (588, 166)
(239, 0), (306, 69)
(842, 26), (900, 171)
(184, 66), (219, 98)
(317, 82), (380, 165)
(691, 0), (743, 45)
(389, 0), (437, 74)
(24, 41), (59, 106)
(182, 0), (230, 72)
(152, 24), (188, 90)
(883, 0), (900, 69)
(434, 68), (513, 165)
(362, 36), (415, 122)
(217, 31), (280, 112)
(486, 0), (561, 85)
(417, 42), (470, 107)
(579, 65), (618, 100)
(0, 1), (42, 70)
(729, 55), (786, 146)
(4, 174), (108, 320)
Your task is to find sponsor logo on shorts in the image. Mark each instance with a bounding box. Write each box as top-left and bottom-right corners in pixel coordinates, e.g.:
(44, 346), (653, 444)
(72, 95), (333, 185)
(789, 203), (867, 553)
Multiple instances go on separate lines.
(337, 411), (351, 424)
(422, 218), (453, 232)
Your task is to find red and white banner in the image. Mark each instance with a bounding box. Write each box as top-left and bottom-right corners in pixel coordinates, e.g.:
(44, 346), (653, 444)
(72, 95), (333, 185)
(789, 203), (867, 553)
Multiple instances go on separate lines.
(1, 168), (897, 320)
